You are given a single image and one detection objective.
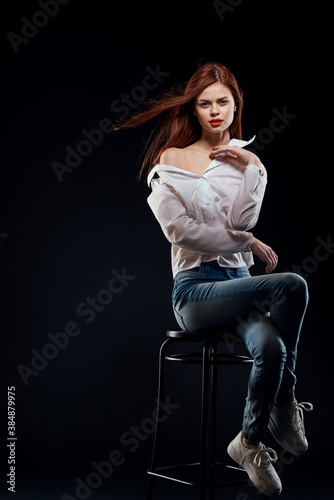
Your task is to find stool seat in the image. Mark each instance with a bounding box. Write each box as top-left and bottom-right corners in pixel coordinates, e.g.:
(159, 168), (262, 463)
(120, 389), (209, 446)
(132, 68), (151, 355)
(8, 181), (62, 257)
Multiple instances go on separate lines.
(165, 328), (252, 365)
(167, 327), (226, 339)
(167, 325), (241, 341)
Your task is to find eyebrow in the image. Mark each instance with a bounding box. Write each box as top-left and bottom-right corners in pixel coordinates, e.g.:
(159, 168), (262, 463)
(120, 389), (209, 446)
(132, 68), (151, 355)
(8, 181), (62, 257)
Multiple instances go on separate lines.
(197, 96), (230, 102)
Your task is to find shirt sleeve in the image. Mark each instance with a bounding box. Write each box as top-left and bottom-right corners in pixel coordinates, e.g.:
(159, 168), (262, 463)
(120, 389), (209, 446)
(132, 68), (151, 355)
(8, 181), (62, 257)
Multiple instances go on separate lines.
(226, 163), (267, 231)
(147, 176), (253, 255)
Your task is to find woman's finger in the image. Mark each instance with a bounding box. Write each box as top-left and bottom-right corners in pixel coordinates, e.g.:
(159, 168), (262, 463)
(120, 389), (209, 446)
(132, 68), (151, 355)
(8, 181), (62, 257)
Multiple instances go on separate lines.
(265, 250), (278, 273)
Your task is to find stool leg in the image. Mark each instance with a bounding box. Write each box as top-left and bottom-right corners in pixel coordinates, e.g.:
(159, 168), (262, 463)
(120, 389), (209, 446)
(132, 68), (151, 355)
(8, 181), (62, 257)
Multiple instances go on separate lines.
(146, 472), (155, 500)
(199, 339), (211, 500)
(146, 338), (174, 500)
(209, 339), (218, 500)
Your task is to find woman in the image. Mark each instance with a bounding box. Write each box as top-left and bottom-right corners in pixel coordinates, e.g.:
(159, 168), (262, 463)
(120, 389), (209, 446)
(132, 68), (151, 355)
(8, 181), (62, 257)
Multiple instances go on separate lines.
(116, 62), (312, 497)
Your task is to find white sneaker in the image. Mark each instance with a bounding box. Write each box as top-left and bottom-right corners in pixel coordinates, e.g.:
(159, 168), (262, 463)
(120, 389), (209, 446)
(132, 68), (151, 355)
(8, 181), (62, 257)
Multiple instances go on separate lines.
(268, 401), (313, 456)
(227, 431), (282, 497)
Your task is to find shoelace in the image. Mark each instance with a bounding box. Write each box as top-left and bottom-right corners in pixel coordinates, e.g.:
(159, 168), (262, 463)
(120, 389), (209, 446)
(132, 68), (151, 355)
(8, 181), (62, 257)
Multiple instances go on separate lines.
(294, 401), (313, 433)
(240, 445), (278, 469)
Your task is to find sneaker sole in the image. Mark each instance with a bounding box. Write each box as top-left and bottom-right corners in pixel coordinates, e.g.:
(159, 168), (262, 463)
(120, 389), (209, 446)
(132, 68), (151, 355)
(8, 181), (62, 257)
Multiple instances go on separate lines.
(268, 417), (308, 456)
(227, 441), (282, 497)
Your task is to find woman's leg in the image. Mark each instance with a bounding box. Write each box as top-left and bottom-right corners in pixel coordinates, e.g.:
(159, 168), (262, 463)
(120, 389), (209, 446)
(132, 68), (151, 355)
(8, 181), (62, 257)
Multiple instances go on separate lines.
(173, 270), (309, 442)
(236, 315), (287, 443)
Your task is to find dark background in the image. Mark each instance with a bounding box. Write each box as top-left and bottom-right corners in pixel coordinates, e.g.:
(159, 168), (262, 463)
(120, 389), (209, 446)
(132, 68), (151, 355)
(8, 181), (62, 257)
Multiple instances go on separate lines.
(1, 1), (332, 498)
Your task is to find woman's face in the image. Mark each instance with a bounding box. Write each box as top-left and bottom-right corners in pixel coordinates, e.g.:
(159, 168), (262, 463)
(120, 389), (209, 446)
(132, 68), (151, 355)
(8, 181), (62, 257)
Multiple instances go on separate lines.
(193, 82), (236, 136)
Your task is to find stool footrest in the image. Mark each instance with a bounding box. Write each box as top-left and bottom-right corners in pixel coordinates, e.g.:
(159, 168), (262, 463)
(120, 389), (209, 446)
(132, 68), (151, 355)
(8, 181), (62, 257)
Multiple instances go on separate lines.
(165, 352), (253, 365)
(147, 462), (249, 489)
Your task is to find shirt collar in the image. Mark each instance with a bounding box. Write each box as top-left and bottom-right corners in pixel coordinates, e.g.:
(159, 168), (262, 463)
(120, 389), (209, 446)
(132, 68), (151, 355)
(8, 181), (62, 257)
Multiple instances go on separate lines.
(147, 135), (256, 186)
(228, 135), (256, 148)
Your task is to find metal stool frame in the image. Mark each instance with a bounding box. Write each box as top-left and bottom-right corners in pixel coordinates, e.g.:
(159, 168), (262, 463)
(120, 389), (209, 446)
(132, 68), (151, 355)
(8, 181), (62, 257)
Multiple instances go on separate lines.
(146, 328), (269, 500)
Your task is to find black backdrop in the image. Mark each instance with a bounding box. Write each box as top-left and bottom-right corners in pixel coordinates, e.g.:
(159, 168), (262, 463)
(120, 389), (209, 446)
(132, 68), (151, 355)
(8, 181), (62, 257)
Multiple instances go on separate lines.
(1, 1), (333, 499)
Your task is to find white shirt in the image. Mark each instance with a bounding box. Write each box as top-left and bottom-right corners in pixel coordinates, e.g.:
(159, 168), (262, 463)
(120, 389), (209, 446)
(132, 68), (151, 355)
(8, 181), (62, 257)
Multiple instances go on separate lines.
(147, 137), (267, 278)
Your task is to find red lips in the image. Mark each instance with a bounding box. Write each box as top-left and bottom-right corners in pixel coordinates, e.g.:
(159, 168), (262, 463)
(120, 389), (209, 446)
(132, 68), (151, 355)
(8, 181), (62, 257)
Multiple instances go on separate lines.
(209, 119), (223, 127)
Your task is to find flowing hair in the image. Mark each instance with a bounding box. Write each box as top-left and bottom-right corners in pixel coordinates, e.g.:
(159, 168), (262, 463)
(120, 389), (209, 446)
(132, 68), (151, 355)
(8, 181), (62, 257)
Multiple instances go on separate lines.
(114, 62), (244, 179)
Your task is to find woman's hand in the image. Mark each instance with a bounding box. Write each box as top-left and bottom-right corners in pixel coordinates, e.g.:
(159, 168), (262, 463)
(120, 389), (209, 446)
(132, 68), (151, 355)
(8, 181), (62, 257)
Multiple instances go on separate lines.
(209, 145), (261, 169)
(251, 237), (278, 273)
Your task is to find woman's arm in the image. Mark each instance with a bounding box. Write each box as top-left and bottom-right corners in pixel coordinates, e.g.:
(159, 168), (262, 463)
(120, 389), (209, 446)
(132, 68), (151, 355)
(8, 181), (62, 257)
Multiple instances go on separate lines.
(148, 176), (253, 256)
(209, 145), (267, 231)
(210, 146), (277, 272)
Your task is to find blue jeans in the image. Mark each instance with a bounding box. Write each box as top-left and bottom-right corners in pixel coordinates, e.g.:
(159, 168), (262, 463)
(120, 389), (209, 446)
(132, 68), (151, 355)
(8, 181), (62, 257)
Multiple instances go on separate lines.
(172, 260), (309, 443)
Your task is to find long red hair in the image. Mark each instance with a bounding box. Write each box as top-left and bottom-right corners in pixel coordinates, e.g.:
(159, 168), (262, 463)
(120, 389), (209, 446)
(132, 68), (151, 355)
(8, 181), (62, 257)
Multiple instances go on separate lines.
(114, 62), (244, 179)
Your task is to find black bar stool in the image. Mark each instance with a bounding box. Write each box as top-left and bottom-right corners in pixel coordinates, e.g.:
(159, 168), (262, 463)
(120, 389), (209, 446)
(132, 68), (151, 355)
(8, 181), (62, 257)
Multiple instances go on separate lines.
(146, 326), (269, 500)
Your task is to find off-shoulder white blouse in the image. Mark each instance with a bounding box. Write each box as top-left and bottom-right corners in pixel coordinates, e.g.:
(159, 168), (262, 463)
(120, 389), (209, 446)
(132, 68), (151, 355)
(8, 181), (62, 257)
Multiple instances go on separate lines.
(147, 137), (267, 278)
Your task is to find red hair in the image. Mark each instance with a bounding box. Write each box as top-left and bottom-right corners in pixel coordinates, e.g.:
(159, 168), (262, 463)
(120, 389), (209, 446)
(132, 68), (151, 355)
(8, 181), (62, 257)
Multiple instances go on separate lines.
(114, 62), (244, 179)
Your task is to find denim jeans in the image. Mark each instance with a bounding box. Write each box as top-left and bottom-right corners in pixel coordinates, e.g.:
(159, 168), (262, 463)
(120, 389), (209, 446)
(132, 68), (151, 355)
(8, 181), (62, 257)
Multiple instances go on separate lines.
(172, 260), (309, 443)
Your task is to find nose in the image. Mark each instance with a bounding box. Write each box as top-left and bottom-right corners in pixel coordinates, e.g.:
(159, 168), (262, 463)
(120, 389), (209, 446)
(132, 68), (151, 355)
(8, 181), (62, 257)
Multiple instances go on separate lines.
(210, 106), (219, 116)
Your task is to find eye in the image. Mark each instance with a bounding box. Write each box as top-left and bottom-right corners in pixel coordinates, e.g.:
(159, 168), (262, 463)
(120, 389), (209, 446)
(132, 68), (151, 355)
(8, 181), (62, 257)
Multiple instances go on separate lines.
(199, 102), (209, 107)
(219, 100), (228, 105)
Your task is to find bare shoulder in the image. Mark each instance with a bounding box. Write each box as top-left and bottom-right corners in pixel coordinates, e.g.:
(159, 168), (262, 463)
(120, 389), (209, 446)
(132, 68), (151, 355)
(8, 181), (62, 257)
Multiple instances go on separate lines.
(159, 147), (185, 167)
(159, 142), (211, 175)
